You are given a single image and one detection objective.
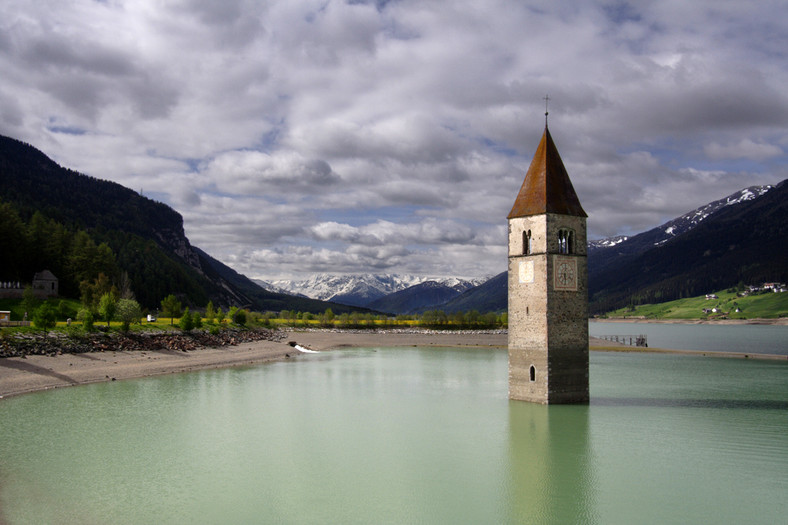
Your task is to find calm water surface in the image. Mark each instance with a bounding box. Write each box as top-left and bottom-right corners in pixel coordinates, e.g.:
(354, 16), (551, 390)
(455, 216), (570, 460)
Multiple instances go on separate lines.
(590, 321), (788, 355)
(1, 347), (787, 524)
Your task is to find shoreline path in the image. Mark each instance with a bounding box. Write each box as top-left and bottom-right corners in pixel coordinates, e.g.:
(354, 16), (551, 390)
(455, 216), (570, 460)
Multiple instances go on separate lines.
(0, 329), (783, 400)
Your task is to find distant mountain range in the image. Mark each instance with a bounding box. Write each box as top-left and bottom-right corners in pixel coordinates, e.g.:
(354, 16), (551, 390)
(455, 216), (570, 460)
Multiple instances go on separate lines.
(3, 133), (783, 317)
(267, 182), (786, 316)
(588, 184), (773, 253)
(255, 274), (484, 311)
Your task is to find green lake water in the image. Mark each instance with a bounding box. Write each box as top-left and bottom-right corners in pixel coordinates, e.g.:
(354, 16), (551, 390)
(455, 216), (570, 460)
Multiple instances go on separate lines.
(1, 347), (787, 524)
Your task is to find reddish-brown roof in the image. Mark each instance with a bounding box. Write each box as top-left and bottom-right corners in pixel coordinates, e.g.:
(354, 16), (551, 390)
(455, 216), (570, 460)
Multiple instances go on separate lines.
(507, 127), (587, 219)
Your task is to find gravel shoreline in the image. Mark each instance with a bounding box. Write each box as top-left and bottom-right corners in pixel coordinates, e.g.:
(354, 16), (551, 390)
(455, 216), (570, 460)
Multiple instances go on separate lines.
(1, 327), (783, 400)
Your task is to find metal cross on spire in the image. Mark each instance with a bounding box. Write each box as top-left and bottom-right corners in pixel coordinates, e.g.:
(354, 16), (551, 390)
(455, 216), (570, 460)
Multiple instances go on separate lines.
(543, 94), (550, 128)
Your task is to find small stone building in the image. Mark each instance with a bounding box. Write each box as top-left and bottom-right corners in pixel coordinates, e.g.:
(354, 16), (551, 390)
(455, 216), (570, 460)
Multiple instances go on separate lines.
(32, 270), (59, 298)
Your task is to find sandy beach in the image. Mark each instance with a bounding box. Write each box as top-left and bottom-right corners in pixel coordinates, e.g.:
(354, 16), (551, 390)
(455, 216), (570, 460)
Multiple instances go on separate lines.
(0, 330), (505, 399)
(0, 329), (783, 400)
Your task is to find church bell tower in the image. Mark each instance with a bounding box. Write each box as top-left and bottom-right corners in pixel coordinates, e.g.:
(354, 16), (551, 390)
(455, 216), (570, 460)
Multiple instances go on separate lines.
(507, 123), (589, 404)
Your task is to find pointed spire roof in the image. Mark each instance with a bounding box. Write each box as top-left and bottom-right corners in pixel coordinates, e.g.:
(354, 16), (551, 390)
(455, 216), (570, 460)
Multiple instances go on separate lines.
(508, 127), (587, 219)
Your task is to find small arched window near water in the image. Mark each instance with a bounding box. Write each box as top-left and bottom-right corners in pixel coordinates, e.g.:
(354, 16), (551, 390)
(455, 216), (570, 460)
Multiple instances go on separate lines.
(529, 365), (536, 382)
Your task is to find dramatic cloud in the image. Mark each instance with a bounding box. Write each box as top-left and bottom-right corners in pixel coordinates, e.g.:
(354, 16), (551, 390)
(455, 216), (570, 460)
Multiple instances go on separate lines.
(1, 0), (786, 280)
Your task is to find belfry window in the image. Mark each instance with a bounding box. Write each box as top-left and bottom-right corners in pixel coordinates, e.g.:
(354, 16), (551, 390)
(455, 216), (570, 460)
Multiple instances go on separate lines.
(529, 365), (536, 382)
(523, 230), (532, 255)
(558, 229), (573, 254)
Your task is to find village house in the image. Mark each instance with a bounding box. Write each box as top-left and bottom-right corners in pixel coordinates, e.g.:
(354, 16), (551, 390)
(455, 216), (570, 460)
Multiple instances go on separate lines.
(2, 271), (61, 299)
(32, 270), (58, 298)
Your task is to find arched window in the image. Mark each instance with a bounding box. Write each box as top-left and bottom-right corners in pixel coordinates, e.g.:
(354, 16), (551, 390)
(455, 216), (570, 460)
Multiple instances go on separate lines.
(558, 229), (573, 254)
(523, 230), (532, 255)
(529, 365), (536, 382)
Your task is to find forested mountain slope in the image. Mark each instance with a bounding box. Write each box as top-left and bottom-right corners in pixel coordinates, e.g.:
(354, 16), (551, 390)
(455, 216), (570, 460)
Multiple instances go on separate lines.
(588, 179), (788, 313)
(0, 135), (350, 313)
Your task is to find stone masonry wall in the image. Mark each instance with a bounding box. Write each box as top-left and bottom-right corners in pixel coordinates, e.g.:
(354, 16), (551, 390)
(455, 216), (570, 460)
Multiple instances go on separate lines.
(508, 213), (589, 404)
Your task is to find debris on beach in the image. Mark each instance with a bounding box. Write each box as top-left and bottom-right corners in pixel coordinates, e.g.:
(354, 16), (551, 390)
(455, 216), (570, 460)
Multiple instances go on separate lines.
(0, 328), (286, 358)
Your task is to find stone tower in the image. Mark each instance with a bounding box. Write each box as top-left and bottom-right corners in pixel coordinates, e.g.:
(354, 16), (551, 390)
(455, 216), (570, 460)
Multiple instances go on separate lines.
(507, 125), (589, 404)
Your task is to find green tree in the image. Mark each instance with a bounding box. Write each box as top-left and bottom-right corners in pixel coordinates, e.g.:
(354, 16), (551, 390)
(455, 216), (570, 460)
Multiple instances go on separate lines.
(28, 212), (59, 273)
(79, 273), (115, 313)
(192, 310), (203, 329)
(350, 312), (361, 327)
(77, 308), (95, 332)
(482, 312), (498, 328)
(67, 231), (96, 283)
(0, 202), (28, 279)
(98, 292), (117, 327)
(179, 307), (194, 331)
(116, 298), (142, 332)
(205, 301), (215, 324)
(21, 285), (39, 320)
(232, 308), (247, 326)
(118, 271), (135, 300)
(161, 294), (182, 325)
(216, 307), (225, 324)
(32, 302), (58, 332)
(57, 300), (73, 320)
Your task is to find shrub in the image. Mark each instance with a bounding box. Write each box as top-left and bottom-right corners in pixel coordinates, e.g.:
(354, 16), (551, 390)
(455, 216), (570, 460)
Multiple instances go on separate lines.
(179, 307), (194, 331)
(32, 303), (58, 332)
(205, 301), (215, 324)
(98, 293), (117, 328)
(161, 294), (182, 325)
(116, 299), (142, 333)
(232, 308), (247, 326)
(77, 309), (95, 332)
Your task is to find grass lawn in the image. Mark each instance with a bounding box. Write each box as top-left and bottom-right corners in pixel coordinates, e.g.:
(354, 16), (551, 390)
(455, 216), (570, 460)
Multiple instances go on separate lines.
(606, 289), (788, 319)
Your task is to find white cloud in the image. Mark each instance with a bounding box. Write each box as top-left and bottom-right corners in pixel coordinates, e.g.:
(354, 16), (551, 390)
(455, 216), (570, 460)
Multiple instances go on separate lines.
(704, 139), (783, 162)
(1, 0), (786, 280)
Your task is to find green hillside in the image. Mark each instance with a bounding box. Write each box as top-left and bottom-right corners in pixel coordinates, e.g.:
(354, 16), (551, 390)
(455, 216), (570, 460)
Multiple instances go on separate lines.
(603, 289), (788, 320)
(0, 134), (361, 314)
(589, 180), (788, 314)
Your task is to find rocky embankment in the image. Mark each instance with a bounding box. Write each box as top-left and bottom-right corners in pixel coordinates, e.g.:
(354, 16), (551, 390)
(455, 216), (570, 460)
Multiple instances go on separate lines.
(0, 327), (286, 358)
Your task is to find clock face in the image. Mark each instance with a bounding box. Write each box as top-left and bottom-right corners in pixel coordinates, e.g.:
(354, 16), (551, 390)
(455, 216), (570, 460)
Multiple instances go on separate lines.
(553, 256), (577, 291)
(519, 260), (534, 283)
(557, 262), (574, 285)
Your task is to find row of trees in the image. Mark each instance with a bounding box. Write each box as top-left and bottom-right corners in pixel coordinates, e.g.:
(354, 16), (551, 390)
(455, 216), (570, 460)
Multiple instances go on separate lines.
(273, 308), (507, 329)
(0, 203), (120, 299)
(160, 296), (249, 331)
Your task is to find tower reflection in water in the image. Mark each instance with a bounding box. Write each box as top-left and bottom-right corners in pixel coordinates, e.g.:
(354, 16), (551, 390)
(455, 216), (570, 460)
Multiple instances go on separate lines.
(507, 402), (596, 524)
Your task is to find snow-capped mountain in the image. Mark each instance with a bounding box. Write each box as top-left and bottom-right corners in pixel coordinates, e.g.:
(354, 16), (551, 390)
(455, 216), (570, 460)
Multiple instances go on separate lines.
(589, 185), (773, 251)
(589, 178), (787, 313)
(257, 273), (484, 307)
(252, 279), (307, 298)
(588, 235), (628, 250)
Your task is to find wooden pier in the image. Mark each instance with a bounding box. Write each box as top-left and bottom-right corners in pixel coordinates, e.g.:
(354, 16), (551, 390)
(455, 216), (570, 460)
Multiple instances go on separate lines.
(597, 334), (648, 347)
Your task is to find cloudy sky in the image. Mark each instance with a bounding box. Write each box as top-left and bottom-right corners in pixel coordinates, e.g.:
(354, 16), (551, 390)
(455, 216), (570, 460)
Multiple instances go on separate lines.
(1, 0), (786, 281)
